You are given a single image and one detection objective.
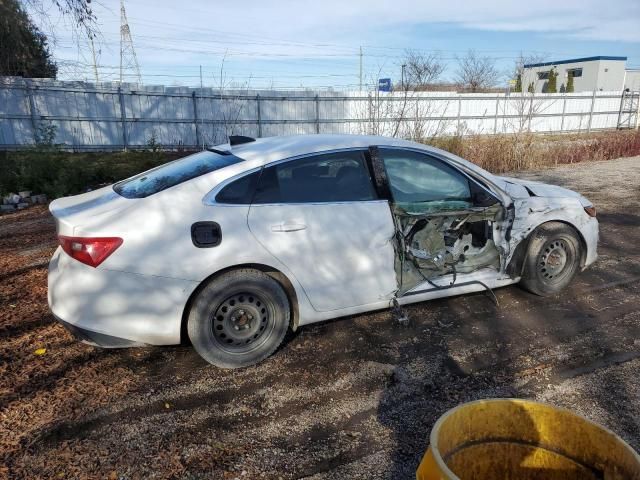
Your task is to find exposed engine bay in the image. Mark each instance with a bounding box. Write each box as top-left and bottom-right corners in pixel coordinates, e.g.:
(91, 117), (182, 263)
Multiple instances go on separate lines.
(393, 204), (504, 295)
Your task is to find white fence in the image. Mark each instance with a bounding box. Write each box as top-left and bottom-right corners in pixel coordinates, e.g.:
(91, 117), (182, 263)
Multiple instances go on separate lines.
(0, 77), (637, 151)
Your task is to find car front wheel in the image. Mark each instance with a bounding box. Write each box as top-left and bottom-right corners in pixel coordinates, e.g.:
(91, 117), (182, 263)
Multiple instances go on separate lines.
(187, 269), (290, 368)
(520, 222), (582, 296)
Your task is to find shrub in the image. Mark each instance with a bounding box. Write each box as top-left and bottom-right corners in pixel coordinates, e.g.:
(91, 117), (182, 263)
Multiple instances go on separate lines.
(0, 150), (191, 199)
(33, 122), (59, 149)
(146, 130), (163, 152)
(514, 74), (522, 93)
(566, 72), (574, 93)
(547, 68), (558, 93)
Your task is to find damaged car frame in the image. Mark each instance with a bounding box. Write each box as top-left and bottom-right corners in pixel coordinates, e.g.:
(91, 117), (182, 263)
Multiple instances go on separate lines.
(48, 134), (598, 368)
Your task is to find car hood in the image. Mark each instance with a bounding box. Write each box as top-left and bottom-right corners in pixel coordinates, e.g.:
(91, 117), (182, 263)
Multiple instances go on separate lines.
(496, 176), (592, 207)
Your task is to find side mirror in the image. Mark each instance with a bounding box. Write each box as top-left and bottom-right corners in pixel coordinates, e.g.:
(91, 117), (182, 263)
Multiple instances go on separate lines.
(470, 183), (499, 207)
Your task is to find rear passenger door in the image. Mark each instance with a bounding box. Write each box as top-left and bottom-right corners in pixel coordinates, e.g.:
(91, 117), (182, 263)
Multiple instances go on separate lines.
(247, 150), (397, 312)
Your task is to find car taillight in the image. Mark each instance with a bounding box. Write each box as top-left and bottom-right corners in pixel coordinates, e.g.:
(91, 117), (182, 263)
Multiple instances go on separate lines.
(584, 206), (597, 218)
(58, 236), (123, 267)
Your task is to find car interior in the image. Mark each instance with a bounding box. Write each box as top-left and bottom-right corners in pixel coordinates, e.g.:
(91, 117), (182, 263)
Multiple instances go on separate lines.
(377, 149), (504, 294)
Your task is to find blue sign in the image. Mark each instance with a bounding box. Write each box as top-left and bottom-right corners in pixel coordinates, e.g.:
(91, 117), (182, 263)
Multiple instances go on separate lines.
(378, 78), (391, 92)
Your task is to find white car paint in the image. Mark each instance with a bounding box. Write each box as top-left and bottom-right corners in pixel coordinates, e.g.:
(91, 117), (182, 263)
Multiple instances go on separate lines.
(497, 176), (592, 205)
(48, 134), (598, 347)
(248, 200), (397, 311)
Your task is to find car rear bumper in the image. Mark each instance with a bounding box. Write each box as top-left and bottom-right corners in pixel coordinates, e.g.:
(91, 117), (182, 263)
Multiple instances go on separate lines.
(48, 248), (199, 346)
(56, 317), (147, 348)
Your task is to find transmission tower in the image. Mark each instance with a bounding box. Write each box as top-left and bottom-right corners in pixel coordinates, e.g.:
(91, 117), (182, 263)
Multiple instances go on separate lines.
(119, 0), (142, 84)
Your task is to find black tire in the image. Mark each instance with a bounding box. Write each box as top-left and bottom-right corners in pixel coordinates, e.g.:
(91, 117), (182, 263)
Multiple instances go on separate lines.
(520, 222), (582, 296)
(187, 269), (290, 368)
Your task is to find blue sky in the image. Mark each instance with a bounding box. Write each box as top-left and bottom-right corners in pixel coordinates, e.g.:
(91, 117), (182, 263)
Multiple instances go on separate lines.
(39, 0), (640, 89)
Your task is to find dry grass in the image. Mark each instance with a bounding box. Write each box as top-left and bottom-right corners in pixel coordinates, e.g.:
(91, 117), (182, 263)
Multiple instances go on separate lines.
(427, 129), (640, 174)
(2, 130), (639, 202)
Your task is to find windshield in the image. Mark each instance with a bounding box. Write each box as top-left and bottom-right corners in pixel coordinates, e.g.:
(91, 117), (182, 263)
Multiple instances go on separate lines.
(114, 151), (242, 199)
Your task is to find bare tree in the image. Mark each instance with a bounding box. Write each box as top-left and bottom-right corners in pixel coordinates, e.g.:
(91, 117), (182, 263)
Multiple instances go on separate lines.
(22, 0), (97, 38)
(403, 50), (446, 90)
(207, 52), (254, 145)
(454, 50), (499, 92)
(511, 52), (547, 93)
(352, 63), (454, 141)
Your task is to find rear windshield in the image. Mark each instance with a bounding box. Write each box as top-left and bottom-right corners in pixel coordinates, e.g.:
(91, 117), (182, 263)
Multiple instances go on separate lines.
(114, 151), (242, 199)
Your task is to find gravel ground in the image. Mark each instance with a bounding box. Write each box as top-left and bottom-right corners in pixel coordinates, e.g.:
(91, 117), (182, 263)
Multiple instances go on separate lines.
(1, 156), (639, 479)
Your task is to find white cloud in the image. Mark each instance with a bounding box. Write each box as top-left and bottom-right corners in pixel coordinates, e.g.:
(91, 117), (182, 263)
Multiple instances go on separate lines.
(122, 0), (638, 42)
(39, 0), (639, 83)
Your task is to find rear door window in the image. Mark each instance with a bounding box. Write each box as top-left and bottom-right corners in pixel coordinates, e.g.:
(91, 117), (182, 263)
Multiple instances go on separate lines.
(114, 151), (242, 199)
(253, 151), (377, 204)
(215, 171), (261, 204)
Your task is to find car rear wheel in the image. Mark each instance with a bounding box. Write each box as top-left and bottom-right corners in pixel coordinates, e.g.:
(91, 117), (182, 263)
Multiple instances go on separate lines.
(187, 269), (290, 368)
(520, 222), (582, 296)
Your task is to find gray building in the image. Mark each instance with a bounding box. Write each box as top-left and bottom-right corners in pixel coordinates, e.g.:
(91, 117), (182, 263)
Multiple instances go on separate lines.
(522, 56), (638, 93)
(626, 68), (640, 91)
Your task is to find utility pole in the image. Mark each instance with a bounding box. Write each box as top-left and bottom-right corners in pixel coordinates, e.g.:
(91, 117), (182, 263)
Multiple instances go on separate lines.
(359, 46), (363, 93)
(199, 65), (203, 89)
(401, 64), (407, 90)
(119, 0), (142, 84)
(89, 36), (99, 83)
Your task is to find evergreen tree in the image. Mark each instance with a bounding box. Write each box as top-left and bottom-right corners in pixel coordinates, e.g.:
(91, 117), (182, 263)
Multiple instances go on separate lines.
(514, 73), (522, 93)
(547, 68), (558, 93)
(566, 72), (574, 93)
(0, 0), (57, 78)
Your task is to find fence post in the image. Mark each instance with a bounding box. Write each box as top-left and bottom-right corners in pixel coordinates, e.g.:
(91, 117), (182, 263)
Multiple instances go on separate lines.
(315, 95), (320, 134)
(24, 80), (39, 141)
(256, 93), (262, 138)
(587, 89), (596, 133)
(457, 96), (462, 133)
(560, 94), (567, 132)
(192, 91), (201, 148)
(117, 86), (128, 151)
(415, 98), (420, 139)
(367, 93), (372, 135)
(493, 96), (499, 134)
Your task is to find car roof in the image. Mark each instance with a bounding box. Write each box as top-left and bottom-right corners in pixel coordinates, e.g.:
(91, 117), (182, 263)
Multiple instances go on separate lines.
(220, 134), (498, 183)
(218, 134), (425, 166)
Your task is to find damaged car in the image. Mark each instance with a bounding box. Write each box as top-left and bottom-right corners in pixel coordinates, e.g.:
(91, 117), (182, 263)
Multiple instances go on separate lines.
(48, 134), (598, 368)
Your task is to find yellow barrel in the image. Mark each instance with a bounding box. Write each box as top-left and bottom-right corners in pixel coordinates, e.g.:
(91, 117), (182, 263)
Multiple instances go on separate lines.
(416, 398), (640, 480)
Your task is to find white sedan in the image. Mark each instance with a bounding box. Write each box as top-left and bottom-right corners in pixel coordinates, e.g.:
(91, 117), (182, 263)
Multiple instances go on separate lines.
(48, 134), (598, 368)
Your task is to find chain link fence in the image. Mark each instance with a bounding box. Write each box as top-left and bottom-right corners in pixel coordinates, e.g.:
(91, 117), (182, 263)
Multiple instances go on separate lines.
(0, 77), (638, 151)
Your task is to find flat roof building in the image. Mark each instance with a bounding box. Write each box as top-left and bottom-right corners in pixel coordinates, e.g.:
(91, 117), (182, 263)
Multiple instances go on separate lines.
(521, 56), (639, 93)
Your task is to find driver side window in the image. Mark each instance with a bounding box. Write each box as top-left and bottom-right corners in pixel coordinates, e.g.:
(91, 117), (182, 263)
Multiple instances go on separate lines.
(380, 149), (471, 205)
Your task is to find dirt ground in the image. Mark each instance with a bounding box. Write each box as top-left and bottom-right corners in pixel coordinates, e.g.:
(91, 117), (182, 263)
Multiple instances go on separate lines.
(1, 156), (639, 479)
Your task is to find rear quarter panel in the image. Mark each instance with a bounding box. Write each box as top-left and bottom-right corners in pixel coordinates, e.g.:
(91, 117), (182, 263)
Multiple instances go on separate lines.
(83, 186), (320, 325)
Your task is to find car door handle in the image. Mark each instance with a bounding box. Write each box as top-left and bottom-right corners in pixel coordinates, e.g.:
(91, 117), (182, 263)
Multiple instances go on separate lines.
(271, 223), (307, 232)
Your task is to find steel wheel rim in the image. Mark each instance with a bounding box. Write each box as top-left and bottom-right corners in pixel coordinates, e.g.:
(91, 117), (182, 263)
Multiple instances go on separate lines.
(212, 292), (273, 353)
(538, 239), (571, 282)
